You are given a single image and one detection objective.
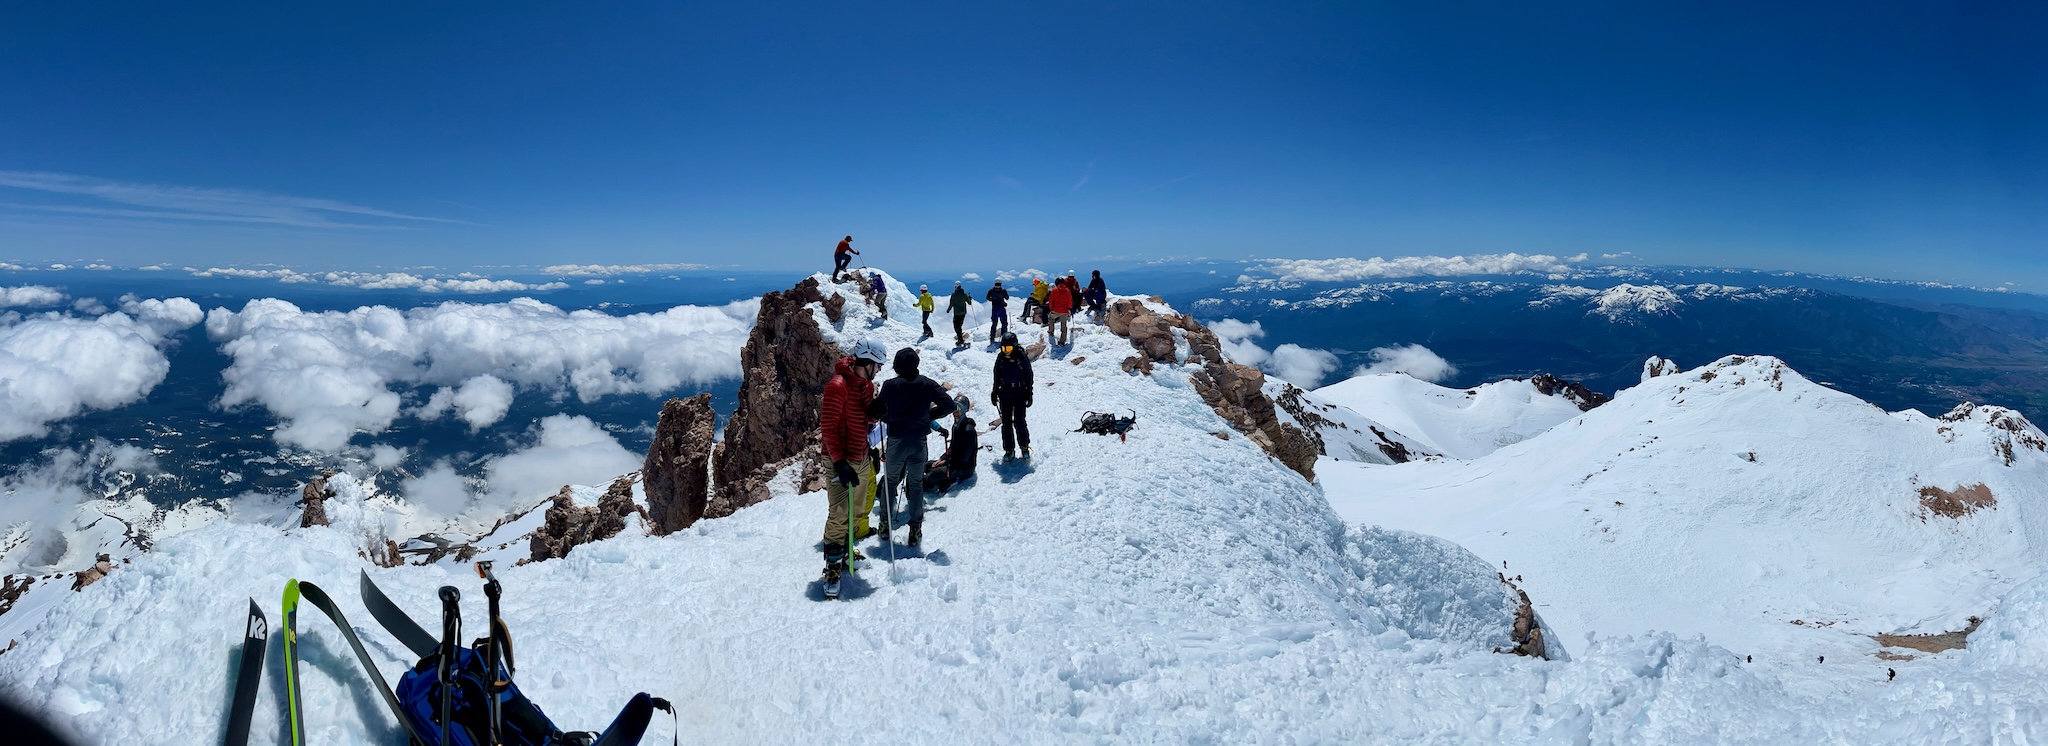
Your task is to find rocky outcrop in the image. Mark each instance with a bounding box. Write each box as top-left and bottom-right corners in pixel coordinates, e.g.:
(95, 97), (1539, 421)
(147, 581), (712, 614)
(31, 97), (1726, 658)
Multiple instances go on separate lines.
(298, 471), (337, 528)
(643, 394), (717, 534)
(70, 554), (114, 591)
(527, 476), (646, 562)
(1939, 403), (2047, 466)
(1105, 298), (1319, 480)
(1642, 356), (1682, 382)
(1505, 579), (1548, 659)
(1530, 374), (1611, 412)
(712, 277), (844, 517)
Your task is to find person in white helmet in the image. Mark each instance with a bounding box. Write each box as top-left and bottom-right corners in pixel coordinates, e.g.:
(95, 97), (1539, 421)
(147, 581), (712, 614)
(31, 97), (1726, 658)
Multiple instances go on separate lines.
(914, 284), (936, 338)
(817, 336), (888, 594)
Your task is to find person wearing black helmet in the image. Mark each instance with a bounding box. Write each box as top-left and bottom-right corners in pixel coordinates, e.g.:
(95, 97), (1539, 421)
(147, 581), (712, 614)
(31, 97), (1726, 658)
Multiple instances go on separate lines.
(985, 281), (1011, 340)
(992, 332), (1034, 462)
(866, 347), (956, 547)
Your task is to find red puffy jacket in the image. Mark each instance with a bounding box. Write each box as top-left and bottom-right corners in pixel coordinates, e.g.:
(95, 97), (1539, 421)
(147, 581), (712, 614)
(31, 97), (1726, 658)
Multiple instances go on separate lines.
(1049, 284), (1073, 314)
(819, 356), (874, 462)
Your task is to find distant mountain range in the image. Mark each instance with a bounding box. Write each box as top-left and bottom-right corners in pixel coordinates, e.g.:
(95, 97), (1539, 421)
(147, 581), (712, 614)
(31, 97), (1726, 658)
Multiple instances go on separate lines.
(1125, 264), (2048, 422)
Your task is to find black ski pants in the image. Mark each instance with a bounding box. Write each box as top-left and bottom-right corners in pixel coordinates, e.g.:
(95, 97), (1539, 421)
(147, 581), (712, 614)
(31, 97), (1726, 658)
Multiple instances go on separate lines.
(998, 395), (1030, 452)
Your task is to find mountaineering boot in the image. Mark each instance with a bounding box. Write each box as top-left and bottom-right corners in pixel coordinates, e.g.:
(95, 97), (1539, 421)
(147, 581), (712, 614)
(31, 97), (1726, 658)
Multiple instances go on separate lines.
(1002, 450), (1015, 464)
(907, 524), (922, 548)
(822, 562), (845, 598)
(1021, 445), (1032, 460)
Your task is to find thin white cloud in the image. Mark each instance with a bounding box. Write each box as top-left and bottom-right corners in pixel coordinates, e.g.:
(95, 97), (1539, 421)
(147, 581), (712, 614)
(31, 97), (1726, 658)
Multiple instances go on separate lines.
(1069, 162), (1095, 194)
(1247, 253), (1588, 283)
(541, 263), (708, 276)
(0, 171), (465, 229)
(206, 297), (758, 452)
(0, 298), (203, 442)
(1354, 344), (1458, 382)
(188, 267), (567, 293)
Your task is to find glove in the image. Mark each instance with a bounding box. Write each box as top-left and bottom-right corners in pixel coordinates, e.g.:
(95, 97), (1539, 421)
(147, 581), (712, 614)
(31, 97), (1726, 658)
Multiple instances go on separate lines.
(991, 394), (1000, 407)
(833, 460), (858, 487)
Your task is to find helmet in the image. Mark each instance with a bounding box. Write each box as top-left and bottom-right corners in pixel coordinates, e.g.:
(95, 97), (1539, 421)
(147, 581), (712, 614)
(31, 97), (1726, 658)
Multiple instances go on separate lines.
(953, 393), (971, 413)
(920, 284), (928, 291)
(1001, 332), (1019, 347)
(849, 337), (889, 365)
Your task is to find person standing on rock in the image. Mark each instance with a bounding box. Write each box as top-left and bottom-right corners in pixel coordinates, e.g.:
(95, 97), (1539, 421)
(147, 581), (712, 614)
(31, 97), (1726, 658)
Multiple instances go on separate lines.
(985, 281), (1010, 340)
(833, 236), (858, 281)
(993, 332), (1034, 462)
(867, 348), (957, 548)
(915, 284), (936, 338)
(948, 281), (972, 346)
(870, 272), (889, 319)
(819, 337), (888, 587)
(1047, 276), (1074, 346)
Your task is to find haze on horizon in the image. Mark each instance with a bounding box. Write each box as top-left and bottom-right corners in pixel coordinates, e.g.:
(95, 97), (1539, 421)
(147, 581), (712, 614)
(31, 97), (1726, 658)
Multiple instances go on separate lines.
(1, 2), (2042, 288)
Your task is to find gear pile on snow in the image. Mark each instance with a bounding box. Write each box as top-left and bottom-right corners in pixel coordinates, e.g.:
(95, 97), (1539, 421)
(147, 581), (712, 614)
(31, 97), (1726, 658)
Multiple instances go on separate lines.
(1075, 410), (1138, 440)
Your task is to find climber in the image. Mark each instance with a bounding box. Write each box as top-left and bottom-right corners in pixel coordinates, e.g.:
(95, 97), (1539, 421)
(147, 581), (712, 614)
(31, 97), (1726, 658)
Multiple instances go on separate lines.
(1048, 275), (1074, 346)
(1086, 270), (1107, 321)
(1029, 277), (1051, 326)
(915, 284), (936, 338)
(869, 272), (889, 319)
(985, 281), (1010, 340)
(948, 281), (972, 346)
(924, 394), (979, 493)
(832, 236), (857, 281)
(866, 347), (956, 548)
(993, 332), (1034, 462)
(818, 337), (888, 586)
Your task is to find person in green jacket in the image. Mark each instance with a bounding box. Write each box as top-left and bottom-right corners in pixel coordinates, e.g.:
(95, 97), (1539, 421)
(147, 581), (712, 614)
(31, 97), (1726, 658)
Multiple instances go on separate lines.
(947, 281), (972, 346)
(915, 284), (937, 338)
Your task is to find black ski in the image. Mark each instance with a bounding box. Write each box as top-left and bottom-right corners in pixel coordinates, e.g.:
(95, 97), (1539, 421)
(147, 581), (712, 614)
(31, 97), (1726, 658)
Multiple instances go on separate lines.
(358, 570), (437, 658)
(221, 599), (267, 746)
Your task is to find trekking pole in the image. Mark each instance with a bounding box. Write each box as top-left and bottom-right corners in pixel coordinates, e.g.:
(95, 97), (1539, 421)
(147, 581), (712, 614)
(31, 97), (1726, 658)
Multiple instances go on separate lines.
(436, 586), (461, 746)
(477, 561), (510, 746)
(883, 457), (898, 583)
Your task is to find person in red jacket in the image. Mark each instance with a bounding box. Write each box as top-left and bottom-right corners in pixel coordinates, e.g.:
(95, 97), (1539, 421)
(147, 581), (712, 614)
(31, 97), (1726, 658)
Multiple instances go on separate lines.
(820, 336), (888, 590)
(1047, 278), (1074, 346)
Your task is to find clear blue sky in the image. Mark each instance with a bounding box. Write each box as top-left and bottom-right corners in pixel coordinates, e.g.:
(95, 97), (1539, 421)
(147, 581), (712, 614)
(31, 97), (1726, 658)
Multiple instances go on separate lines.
(1, 1), (2042, 287)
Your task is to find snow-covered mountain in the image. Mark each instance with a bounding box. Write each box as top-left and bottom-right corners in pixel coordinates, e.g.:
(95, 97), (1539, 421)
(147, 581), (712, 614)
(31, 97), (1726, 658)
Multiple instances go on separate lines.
(1310, 373), (1593, 460)
(1321, 354), (2048, 674)
(5, 270), (2048, 744)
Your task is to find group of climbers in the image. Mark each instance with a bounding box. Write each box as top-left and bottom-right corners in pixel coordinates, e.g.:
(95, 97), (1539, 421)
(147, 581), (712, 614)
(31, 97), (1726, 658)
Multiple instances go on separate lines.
(828, 237), (1108, 345)
(813, 328), (1036, 589)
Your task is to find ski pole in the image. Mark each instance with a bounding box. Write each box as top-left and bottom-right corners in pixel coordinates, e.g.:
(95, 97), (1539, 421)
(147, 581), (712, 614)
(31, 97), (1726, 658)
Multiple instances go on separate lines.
(883, 450), (898, 583)
(477, 562), (509, 746)
(437, 586), (461, 746)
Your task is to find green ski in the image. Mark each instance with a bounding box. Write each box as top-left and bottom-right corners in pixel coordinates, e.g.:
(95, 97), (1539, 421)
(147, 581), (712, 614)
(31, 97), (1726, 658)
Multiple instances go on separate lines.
(281, 580), (306, 746)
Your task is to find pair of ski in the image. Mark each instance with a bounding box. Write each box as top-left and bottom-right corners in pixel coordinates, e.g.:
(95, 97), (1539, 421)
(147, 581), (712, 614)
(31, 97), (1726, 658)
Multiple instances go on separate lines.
(224, 572), (661, 746)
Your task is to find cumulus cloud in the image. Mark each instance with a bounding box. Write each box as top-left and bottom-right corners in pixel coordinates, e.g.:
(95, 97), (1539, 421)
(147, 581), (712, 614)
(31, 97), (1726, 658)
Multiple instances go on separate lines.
(0, 300), (203, 442)
(481, 415), (641, 509)
(420, 375), (516, 430)
(0, 285), (66, 308)
(400, 463), (473, 517)
(961, 273), (983, 282)
(189, 267), (568, 293)
(206, 297), (758, 452)
(995, 268), (1050, 283)
(1268, 344), (1340, 388)
(541, 263), (708, 276)
(1354, 344), (1459, 382)
(1247, 253), (1587, 283)
(1209, 317), (1340, 386)
(368, 444), (408, 470)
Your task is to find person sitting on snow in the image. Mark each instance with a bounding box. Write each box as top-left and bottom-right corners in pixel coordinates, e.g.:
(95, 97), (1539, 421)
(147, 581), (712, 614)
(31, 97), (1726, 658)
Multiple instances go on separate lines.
(924, 395), (979, 493)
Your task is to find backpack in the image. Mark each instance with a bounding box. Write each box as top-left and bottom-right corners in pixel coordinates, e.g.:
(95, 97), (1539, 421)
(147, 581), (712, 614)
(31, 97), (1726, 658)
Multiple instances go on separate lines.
(396, 646), (579, 746)
(1076, 410), (1138, 441)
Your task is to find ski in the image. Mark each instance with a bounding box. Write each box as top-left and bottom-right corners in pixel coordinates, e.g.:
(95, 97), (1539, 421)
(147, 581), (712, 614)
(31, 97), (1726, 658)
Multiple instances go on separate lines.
(359, 570), (437, 658)
(280, 580), (306, 746)
(221, 599), (267, 746)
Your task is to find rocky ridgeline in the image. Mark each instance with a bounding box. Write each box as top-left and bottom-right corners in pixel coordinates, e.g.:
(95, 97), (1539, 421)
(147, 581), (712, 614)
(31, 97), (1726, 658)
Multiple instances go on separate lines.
(642, 393), (716, 534)
(709, 277), (846, 516)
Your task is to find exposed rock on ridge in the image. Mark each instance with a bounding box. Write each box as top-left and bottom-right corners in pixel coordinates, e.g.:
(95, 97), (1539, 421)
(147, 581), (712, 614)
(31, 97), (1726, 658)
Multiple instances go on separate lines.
(528, 476), (646, 562)
(1530, 374), (1611, 412)
(643, 393), (717, 534)
(711, 277), (846, 516)
(298, 471), (337, 528)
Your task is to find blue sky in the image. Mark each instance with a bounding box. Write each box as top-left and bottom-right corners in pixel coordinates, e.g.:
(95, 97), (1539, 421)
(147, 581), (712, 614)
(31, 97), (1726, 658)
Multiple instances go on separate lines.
(1, 1), (2041, 287)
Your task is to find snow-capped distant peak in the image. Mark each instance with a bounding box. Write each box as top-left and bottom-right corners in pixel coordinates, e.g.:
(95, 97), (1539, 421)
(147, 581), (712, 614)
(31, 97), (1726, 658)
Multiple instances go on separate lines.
(1588, 283), (1683, 320)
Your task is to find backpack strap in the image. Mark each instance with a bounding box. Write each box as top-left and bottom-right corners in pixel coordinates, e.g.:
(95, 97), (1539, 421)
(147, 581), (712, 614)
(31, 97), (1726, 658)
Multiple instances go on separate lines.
(293, 581), (430, 745)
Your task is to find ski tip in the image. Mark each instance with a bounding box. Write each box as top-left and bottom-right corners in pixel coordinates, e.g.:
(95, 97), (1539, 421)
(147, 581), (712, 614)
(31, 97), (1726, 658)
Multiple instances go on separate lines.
(247, 598), (265, 619)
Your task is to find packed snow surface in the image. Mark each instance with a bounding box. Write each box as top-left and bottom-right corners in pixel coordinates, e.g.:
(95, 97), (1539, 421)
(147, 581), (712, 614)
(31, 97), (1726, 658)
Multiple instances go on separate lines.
(4, 274), (2048, 744)
(1312, 373), (1586, 460)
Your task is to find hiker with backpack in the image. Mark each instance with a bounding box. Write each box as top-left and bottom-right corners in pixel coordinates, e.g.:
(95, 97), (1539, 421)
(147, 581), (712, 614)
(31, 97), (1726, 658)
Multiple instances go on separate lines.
(915, 284), (936, 338)
(1087, 270), (1107, 321)
(993, 332), (1034, 461)
(866, 347), (957, 548)
(948, 281), (971, 346)
(1029, 278), (1051, 325)
(833, 236), (857, 281)
(1048, 276), (1074, 346)
(819, 337), (888, 585)
(924, 394), (978, 493)
(985, 281), (1011, 340)
(869, 272), (889, 319)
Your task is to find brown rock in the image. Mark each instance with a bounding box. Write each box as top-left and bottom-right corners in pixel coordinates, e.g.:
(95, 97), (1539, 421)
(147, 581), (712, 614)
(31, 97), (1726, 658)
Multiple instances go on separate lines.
(712, 277), (844, 516)
(1120, 355), (1153, 375)
(70, 554), (114, 591)
(299, 471), (338, 528)
(643, 393), (717, 534)
(1503, 578), (1549, 659)
(0, 575), (34, 619)
(528, 477), (647, 562)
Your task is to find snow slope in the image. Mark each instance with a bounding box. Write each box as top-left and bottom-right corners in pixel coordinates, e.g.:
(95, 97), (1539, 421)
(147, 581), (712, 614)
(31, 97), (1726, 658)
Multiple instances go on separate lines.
(1321, 354), (2048, 676)
(6, 277), (2048, 744)
(1312, 373), (1587, 460)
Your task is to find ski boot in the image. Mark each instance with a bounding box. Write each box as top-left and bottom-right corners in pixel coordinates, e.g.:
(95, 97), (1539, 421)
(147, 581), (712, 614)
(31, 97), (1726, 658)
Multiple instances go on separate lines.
(907, 524), (922, 548)
(1002, 450), (1015, 464)
(822, 561), (847, 599)
(1021, 445), (1032, 460)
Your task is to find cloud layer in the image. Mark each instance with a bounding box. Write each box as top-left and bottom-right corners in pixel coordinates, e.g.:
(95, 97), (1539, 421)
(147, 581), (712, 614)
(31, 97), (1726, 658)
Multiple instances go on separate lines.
(206, 297), (758, 452)
(1209, 318), (1342, 387)
(1354, 344), (1459, 382)
(1247, 253), (1588, 283)
(0, 298), (203, 442)
(187, 267), (569, 294)
(398, 414), (642, 516)
(0, 286), (67, 308)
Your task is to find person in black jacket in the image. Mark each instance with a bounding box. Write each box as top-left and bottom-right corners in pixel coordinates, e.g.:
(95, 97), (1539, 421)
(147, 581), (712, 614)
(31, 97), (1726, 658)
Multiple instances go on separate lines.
(1086, 270), (1108, 321)
(924, 394), (978, 493)
(985, 282), (1010, 340)
(992, 332), (1033, 462)
(867, 347), (957, 547)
